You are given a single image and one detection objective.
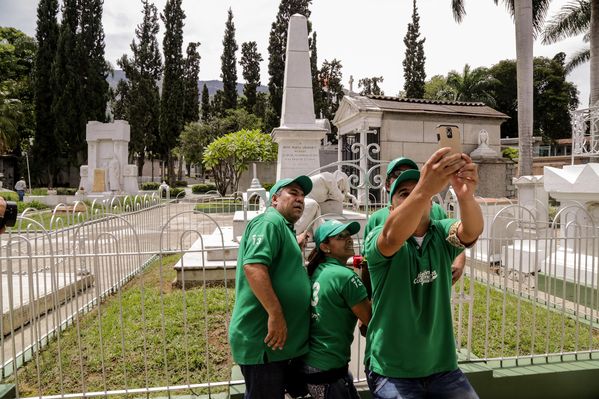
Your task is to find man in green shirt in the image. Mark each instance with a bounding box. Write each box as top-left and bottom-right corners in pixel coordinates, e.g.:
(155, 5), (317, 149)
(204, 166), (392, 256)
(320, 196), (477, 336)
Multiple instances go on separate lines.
(228, 175), (313, 398)
(361, 157), (466, 297)
(364, 148), (483, 398)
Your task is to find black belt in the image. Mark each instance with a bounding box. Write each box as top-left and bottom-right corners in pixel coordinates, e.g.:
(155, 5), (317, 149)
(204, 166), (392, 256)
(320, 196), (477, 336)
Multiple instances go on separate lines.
(304, 365), (349, 385)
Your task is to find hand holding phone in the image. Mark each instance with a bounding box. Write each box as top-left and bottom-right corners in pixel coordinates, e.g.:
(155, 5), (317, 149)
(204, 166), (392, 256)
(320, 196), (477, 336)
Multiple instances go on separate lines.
(436, 124), (462, 156)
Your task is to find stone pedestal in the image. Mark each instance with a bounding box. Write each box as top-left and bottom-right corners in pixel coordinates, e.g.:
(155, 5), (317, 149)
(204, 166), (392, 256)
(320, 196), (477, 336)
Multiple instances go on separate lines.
(513, 175), (548, 228)
(473, 158), (516, 198)
(272, 129), (326, 179)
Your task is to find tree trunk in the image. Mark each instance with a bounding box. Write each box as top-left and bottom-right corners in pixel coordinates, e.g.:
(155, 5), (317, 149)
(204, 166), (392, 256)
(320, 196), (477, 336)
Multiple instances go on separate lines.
(591, 0), (599, 106)
(515, 0), (534, 177)
(137, 153), (145, 178)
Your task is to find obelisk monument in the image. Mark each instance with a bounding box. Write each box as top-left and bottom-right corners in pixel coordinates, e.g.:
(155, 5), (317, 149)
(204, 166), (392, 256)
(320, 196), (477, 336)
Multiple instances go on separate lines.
(271, 14), (326, 180)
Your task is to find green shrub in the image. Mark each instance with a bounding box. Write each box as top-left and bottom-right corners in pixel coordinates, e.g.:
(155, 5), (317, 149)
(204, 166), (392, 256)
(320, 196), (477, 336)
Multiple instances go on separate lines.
(502, 147), (519, 161)
(161, 187), (185, 198)
(56, 187), (77, 195)
(31, 188), (48, 195)
(262, 182), (274, 192)
(141, 182), (160, 190)
(191, 183), (217, 194)
(0, 192), (18, 201)
(18, 200), (49, 213)
(194, 199), (243, 213)
(174, 180), (188, 187)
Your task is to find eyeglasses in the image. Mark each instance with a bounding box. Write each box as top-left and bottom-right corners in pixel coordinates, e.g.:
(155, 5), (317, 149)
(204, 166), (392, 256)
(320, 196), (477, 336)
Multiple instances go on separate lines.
(332, 231), (352, 240)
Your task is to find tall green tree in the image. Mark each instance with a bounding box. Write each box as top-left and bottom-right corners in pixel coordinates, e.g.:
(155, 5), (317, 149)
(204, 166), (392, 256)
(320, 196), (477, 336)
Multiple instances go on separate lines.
(488, 60), (519, 137)
(451, 0), (550, 176)
(110, 79), (130, 120)
(533, 53), (579, 140)
(359, 76), (385, 96)
(309, 31), (324, 118)
(446, 64), (498, 105)
(183, 41), (201, 123)
(423, 75), (454, 100)
(267, 0), (312, 123)
(117, 0), (162, 176)
(0, 28), (36, 157)
(320, 58), (343, 143)
(488, 55), (579, 140)
(201, 83), (211, 121)
(403, 0), (426, 98)
(160, 0), (186, 183)
(542, 0), (599, 105)
(32, 0), (59, 186)
(211, 90), (224, 118)
(239, 41), (262, 113)
(78, 0), (109, 131)
(51, 0), (81, 184)
(221, 8), (238, 111)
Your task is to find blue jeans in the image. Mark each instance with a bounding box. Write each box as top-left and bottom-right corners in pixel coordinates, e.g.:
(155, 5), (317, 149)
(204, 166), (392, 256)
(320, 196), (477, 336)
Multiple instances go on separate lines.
(366, 368), (479, 399)
(16, 190), (24, 202)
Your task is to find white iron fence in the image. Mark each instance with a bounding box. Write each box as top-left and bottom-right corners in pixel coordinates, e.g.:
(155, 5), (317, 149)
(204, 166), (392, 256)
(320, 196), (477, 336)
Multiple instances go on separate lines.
(1, 168), (598, 397)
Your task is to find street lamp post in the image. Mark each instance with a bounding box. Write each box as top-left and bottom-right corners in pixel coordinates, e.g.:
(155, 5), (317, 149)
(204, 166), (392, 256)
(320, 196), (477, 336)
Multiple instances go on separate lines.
(22, 150), (32, 195)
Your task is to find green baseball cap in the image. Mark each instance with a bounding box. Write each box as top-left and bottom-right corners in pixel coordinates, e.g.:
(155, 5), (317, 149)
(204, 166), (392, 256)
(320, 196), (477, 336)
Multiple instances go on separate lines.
(269, 175), (313, 204)
(314, 219), (361, 247)
(388, 169), (420, 204)
(386, 157), (418, 177)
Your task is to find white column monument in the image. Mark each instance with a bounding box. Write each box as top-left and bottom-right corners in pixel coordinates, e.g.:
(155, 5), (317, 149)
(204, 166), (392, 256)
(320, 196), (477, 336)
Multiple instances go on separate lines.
(271, 14), (326, 180)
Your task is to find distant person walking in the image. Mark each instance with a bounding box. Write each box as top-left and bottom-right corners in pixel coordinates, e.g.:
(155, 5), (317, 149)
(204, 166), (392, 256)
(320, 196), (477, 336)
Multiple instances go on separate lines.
(14, 177), (26, 202)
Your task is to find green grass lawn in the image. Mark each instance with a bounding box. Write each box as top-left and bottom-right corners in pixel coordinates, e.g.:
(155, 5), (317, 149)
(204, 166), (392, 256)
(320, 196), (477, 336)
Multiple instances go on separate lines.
(456, 277), (599, 360)
(9, 258), (599, 396)
(194, 199), (260, 214)
(13, 254), (235, 397)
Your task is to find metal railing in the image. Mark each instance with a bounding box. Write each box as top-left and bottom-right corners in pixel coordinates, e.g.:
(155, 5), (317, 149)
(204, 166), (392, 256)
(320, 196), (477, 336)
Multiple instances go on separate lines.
(1, 187), (599, 397)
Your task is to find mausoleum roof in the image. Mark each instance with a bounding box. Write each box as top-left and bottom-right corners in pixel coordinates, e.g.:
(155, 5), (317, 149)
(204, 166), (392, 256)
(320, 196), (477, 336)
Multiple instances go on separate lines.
(364, 95), (509, 119)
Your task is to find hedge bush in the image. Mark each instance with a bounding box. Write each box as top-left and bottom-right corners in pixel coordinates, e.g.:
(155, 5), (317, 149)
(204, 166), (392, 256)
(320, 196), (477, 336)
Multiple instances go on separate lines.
(161, 187), (185, 198)
(174, 180), (188, 187)
(56, 187), (77, 195)
(141, 182), (160, 190)
(262, 183), (274, 192)
(191, 183), (217, 194)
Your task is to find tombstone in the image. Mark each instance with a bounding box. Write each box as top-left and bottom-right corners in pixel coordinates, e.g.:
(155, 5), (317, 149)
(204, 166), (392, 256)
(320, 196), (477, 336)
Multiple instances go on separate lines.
(79, 121), (139, 195)
(470, 129), (514, 198)
(271, 14), (326, 180)
(513, 175), (548, 229)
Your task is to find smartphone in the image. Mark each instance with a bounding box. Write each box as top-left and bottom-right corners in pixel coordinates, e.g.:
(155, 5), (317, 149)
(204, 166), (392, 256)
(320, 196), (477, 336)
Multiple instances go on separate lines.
(436, 124), (462, 156)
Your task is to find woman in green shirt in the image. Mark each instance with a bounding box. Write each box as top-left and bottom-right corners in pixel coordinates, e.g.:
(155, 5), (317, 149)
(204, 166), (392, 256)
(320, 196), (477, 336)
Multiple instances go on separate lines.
(303, 220), (372, 399)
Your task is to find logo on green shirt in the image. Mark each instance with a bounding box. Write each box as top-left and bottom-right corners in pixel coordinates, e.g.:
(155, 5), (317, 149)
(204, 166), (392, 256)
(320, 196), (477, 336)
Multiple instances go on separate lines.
(413, 270), (438, 285)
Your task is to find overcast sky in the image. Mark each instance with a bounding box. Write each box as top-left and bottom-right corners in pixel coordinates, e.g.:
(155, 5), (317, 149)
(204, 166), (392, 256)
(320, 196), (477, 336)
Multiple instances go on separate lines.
(0, 0), (590, 105)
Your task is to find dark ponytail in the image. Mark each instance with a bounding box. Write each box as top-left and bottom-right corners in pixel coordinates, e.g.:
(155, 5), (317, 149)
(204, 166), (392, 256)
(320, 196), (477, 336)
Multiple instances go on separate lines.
(306, 240), (329, 277)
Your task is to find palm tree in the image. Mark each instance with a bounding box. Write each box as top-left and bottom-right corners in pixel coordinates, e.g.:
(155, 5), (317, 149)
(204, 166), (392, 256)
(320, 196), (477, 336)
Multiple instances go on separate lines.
(451, 0), (550, 176)
(446, 64), (499, 106)
(542, 0), (599, 106)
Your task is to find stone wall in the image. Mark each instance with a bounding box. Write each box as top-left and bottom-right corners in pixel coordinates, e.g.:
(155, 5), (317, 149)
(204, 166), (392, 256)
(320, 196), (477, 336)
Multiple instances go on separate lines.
(474, 158), (516, 199)
(378, 113), (503, 166)
(238, 162), (277, 192)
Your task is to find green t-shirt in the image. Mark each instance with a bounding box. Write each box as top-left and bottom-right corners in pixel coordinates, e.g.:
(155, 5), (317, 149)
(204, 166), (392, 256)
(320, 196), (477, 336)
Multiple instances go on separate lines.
(303, 258), (368, 371)
(364, 219), (463, 378)
(228, 207), (311, 365)
(362, 203), (447, 255)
